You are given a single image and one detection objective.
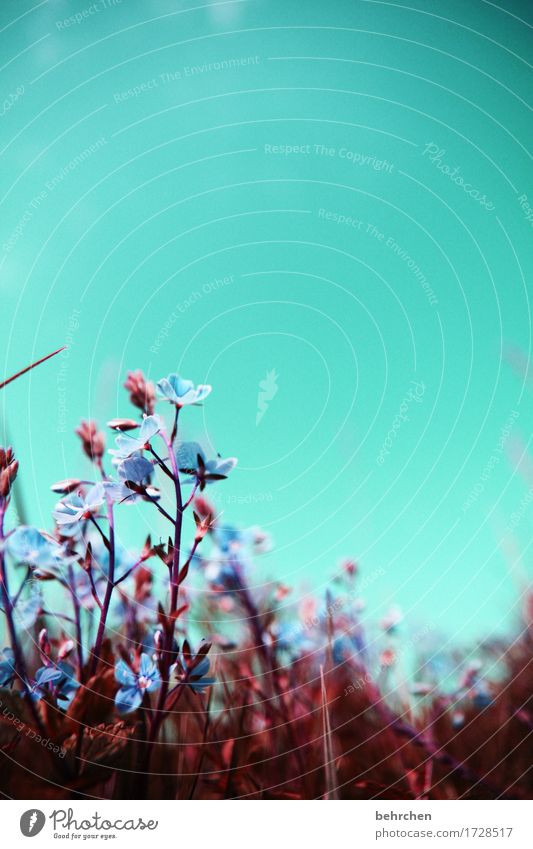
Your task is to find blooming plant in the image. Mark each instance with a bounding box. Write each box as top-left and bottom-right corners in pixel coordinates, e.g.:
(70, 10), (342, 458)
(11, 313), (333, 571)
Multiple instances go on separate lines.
(0, 356), (531, 800)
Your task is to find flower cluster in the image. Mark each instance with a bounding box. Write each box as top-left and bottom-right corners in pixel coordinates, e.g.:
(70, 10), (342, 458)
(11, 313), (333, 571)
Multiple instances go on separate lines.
(0, 361), (526, 802)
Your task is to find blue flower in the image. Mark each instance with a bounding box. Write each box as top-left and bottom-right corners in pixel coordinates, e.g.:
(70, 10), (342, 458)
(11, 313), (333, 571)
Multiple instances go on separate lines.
(0, 648), (16, 687)
(213, 525), (246, 553)
(31, 662), (79, 708)
(30, 665), (62, 700)
(105, 453), (159, 504)
(156, 374), (211, 407)
(177, 442), (237, 490)
(53, 483), (106, 527)
(175, 654), (215, 694)
(205, 557), (241, 592)
(114, 653), (160, 714)
(12, 582), (42, 630)
(109, 415), (162, 460)
(7, 527), (63, 572)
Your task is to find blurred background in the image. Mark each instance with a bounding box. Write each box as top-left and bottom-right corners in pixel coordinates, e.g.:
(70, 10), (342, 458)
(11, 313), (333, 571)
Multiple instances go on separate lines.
(0, 0), (532, 642)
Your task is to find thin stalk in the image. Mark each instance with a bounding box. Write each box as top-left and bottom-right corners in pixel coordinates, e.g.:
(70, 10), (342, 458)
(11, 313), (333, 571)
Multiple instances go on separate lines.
(68, 564), (84, 683)
(182, 480), (199, 511)
(0, 347), (66, 391)
(12, 566), (31, 608)
(0, 502), (47, 736)
(146, 412), (184, 754)
(88, 462), (116, 677)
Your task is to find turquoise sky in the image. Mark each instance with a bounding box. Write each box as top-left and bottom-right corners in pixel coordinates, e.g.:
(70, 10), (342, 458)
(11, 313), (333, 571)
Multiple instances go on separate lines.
(1, 0), (532, 643)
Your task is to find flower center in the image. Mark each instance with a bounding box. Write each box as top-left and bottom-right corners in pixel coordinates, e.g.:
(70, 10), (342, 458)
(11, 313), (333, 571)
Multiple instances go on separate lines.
(138, 675), (150, 690)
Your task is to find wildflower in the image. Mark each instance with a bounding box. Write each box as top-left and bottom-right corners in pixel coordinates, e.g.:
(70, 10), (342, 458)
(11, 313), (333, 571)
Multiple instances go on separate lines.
(0, 648), (15, 687)
(181, 656), (215, 693)
(105, 454), (159, 504)
(75, 420), (105, 461)
(109, 415), (162, 460)
(53, 483), (106, 527)
(119, 453), (157, 493)
(31, 662), (79, 708)
(115, 653), (161, 714)
(174, 643), (215, 694)
(13, 583), (42, 630)
(177, 442), (237, 490)
(0, 447), (18, 498)
(213, 524), (246, 553)
(30, 665), (62, 699)
(332, 633), (365, 666)
(7, 527), (62, 571)
(204, 558), (241, 592)
(124, 370), (155, 415)
(157, 374), (211, 407)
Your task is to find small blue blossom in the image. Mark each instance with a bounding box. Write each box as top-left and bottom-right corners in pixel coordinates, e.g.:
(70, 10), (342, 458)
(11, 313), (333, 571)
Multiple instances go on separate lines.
(7, 526), (63, 572)
(109, 415), (163, 461)
(156, 374), (211, 407)
(53, 483), (106, 527)
(177, 442), (237, 491)
(213, 525), (246, 553)
(333, 636), (354, 666)
(30, 665), (62, 699)
(105, 453), (158, 504)
(13, 583), (42, 630)
(0, 648), (16, 687)
(31, 662), (79, 708)
(175, 655), (215, 694)
(205, 557), (241, 592)
(114, 653), (161, 714)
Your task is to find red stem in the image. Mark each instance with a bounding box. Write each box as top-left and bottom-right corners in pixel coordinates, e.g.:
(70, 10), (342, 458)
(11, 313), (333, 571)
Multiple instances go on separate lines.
(0, 347), (66, 390)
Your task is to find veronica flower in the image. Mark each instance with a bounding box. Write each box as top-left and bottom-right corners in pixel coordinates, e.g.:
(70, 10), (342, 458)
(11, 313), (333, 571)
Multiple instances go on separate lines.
(109, 415), (162, 461)
(105, 453), (159, 505)
(7, 527), (63, 571)
(204, 557), (241, 592)
(213, 524), (246, 553)
(53, 483), (106, 527)
(12, 583), (43, 630)
(177, 442), (237, 490)
(157, 374), (211, 407)
(30, 665), (62, 698)
(174, 654), (215, 694)
(114, 653), (160, 714)
(332, 632), (365, 666)
(0, 648), (15, 687)
(30, 662), (79, 708)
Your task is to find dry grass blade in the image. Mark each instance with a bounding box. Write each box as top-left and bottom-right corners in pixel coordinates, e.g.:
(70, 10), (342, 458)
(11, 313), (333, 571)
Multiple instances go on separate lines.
(0, 347), (66, 390)
(320, 664), (338, 800)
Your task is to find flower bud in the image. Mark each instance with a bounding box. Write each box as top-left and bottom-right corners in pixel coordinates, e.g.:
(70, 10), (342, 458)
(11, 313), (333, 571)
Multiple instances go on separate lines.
(107, 418), (140, 431)
(39, 628), (51, 658)
(0, 447), (18, 497)
(124, 370), (155, 415)
(75, 420), (105, 462)
(50, 478), (83, 494)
